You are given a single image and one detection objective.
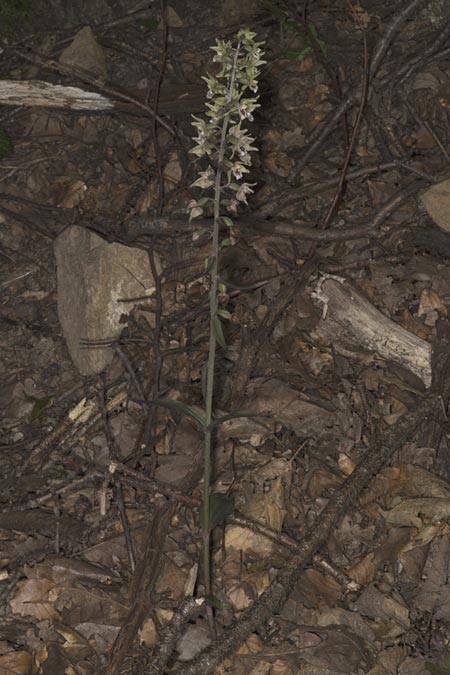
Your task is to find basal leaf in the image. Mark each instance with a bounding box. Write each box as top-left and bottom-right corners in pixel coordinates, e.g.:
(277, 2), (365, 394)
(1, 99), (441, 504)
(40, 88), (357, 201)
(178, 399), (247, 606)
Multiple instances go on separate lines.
(152, 398), (206, 428)
(200, 492), (235, 532)
(217, 309), (231, 320)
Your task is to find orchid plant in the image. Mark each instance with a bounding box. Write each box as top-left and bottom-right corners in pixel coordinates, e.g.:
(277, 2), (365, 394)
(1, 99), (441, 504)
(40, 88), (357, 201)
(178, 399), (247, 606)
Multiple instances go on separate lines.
(188, 28), (265, 629)
(157, 28), (264, 633)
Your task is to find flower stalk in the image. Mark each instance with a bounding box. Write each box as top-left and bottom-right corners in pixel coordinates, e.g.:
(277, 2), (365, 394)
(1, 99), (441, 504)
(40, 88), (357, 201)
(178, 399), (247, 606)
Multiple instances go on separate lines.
(189, 28), (265, 630)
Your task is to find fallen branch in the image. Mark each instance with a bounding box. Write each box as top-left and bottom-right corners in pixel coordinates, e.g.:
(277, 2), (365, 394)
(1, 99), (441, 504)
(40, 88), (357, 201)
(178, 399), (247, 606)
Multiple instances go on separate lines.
(312, 275), (432, 387)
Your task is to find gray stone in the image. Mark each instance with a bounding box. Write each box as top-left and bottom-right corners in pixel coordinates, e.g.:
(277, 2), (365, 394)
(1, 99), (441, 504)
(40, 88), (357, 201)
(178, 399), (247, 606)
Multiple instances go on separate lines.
(54, 225), (158, 375)
(59, 26), (107, 80)
(420, 179), (450, 233)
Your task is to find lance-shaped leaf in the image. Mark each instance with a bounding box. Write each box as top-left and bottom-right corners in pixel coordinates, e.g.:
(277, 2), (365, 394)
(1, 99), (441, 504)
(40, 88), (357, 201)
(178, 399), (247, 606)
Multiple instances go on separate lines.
(200, 492), (235, 532)
(152, 398), (206, 428)
(206, 594), (232, 610)
(212, 315), (227, 349)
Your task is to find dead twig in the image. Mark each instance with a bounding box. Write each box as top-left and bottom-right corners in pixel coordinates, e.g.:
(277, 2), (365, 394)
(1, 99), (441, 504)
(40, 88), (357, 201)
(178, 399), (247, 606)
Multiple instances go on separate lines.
(98, 386), (136, 572)
(103, 500), (175, 675)
(319, 3), (369, 229)
(6, 46), (176, 136)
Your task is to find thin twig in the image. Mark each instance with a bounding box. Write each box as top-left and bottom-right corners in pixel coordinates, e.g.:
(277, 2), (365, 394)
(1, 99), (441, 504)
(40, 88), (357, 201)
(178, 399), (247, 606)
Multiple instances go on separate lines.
(99, 386), (136, 572)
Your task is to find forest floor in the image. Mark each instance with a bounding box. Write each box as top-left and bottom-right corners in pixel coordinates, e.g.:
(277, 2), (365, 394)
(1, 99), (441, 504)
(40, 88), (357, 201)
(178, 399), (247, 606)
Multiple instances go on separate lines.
(1, 1), (450, 673)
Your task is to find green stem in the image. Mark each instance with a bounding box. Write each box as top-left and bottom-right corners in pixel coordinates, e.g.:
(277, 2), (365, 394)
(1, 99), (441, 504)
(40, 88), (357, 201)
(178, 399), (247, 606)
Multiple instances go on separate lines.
(202, 41), (241, 622)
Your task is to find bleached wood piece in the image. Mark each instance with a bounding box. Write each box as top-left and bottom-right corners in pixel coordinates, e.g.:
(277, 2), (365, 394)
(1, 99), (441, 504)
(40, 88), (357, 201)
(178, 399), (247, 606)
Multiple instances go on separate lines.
(0, 79), (113, 111)
(312, 275), (432, 387)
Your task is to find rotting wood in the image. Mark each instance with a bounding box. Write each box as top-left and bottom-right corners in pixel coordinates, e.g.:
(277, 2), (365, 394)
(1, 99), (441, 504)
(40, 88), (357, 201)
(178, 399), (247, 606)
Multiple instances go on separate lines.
(312, 275), (432, 387)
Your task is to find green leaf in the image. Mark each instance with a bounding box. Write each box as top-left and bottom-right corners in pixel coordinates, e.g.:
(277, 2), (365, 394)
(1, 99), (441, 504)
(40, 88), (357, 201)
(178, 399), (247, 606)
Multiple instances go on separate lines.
(212, 315), (227, 349)
(217, 309), (231, 320)
(283, 46), (312, 61)
(141, 16), (158, 30)
(189, 206), (203, 221)
(308, 22), (327, 57)
(221, 216), (234, 228)
(206, 594), (232, 610)
(204, 256), (215, 273)
(200, 492), (235, 531)
(198, 197), (212, 207)
(152, 398), (206, 428)
(30, 395), (53, 422)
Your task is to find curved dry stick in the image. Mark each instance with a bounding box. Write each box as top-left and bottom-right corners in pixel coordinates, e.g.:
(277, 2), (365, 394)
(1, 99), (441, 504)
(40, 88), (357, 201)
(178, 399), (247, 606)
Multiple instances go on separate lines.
(104, 501), (175, 675)
(369, 0), (427, 78)
(319, 8), (369, 230)
(244, 179), (426, 240)
(388, 16), (450, 84)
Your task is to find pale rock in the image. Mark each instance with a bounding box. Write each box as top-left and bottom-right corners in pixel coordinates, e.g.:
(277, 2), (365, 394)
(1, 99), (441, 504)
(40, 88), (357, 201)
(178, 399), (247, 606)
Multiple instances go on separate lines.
(59, 26), (107, 80)
(163, 6), (183, 27)
(219, 0), (259, 25)
(420, 179), (450, 233)
(54, 225), (158, 375)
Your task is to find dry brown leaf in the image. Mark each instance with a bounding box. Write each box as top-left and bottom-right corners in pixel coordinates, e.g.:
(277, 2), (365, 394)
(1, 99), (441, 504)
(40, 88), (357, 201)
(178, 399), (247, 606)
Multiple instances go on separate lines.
(364, 645), (404, 674)
(247, 663), (271, 675)
(237, 633), (264, 655)
(398, 309), (432, 340)
(308, 467), (342, 500)
(262, 128), (282, 150)
(382, 497), (450, 527)
(271, 660), (294, 675)
(50, 177), (87, 209)
(418, 287), (447, 324)
(139, 618), (158, 647)
(347, 552), (377, 586)
(54, 585), (126, 625)
(10, 579), (60, 621)
(0, 650), (34, 675)
(360, 465), (406, 505)
(372, 528), (411, 566)
(156, 558), (189, 602)
(338, 452), (356, 476)
(264, 151), (295, 178)
(225, 458), (291, 556)
(163, 151), (182, 187)
(366, 180), (396, 207)
(297, 568), (341, 607)
(402, 523), (445, 552)
(227, 582), (254, 611)
(353, 583), (409, 629)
